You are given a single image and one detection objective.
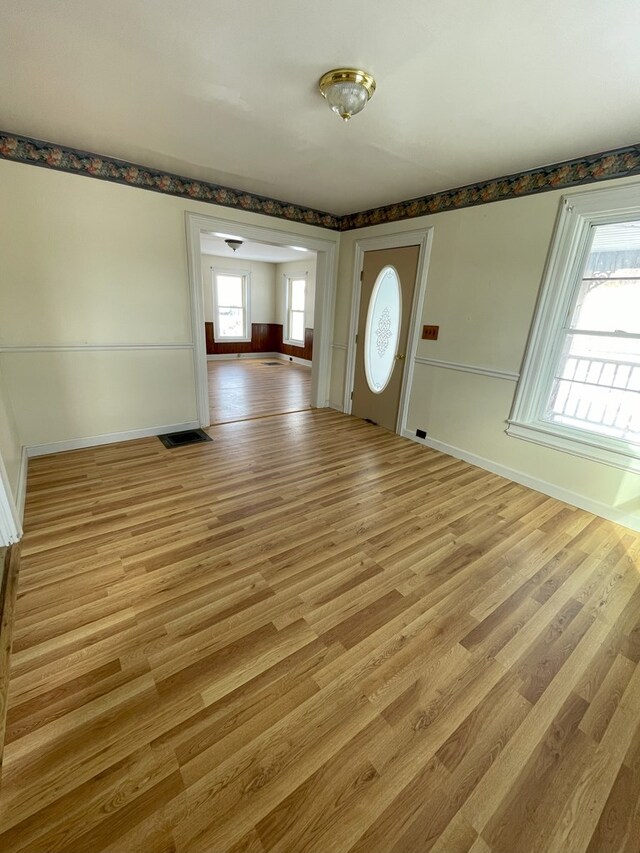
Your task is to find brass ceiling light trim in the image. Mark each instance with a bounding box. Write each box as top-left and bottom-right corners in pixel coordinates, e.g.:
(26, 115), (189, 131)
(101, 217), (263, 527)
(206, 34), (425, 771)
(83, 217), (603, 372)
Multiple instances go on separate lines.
(318, 68), (376, 122)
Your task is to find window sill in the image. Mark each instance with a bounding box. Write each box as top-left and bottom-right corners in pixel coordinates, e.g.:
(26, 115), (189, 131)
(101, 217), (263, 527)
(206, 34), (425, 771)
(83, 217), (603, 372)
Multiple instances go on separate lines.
(506, 420), (640, 473)
(283, 339), (304, 348)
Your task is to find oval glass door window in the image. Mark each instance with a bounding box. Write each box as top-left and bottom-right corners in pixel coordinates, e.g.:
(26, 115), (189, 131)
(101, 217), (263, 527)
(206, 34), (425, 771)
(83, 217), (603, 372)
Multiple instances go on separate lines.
(364, 265), (402, 393)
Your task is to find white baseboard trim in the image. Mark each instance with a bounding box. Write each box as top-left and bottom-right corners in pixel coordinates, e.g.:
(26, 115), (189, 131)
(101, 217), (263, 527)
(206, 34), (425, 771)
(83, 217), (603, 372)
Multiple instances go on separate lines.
(280, 354), (312, 367)
(206, 352), (280, 361)
(26, 421), (201, 458)
(15, 446), (28, 520)
(328, 401), (344, 412)
(206, 352), (312, 367)
(401, 428), (640, 533)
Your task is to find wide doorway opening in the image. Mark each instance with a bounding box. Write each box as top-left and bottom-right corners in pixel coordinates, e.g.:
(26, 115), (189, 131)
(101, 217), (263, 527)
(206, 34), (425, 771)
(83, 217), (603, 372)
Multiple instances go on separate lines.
(186, 213), (337, 430)
(199, 230), (317, 425)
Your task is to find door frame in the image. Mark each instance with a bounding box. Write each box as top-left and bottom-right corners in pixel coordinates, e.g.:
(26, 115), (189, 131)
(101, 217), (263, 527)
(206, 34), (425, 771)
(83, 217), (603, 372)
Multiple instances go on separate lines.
(0, 452), (22, 546)
(185, 212), (339, 427)
(343, 228), (434, 434)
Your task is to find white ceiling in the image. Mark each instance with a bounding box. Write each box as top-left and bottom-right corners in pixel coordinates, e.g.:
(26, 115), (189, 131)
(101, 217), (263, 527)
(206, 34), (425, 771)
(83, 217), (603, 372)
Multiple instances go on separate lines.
(2, 1), (640, 216)
(201, 233), (314, 263)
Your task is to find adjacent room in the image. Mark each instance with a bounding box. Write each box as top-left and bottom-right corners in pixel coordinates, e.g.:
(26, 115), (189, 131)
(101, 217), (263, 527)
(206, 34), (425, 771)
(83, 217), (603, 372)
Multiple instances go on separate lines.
(0, 2), (639, 852)
(200, 231), (316, 424)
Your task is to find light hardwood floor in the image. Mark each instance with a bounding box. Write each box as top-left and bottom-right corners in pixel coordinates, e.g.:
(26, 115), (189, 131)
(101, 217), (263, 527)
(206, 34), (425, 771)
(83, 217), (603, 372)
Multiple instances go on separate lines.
(1, 409), (640, 852)
(208, 357), (311, 424)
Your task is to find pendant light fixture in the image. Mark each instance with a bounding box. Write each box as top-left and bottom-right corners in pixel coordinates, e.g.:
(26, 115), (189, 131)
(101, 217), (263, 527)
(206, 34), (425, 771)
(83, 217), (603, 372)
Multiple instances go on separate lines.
(225, 238), (243, 252)
(318, 68), (376, 122)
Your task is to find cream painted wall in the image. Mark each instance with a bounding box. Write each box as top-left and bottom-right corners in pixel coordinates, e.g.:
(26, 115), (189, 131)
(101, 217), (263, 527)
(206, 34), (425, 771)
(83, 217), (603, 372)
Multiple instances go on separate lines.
(0, 159), (332, 448)
(275, 258), (317, 330)
(332, 176), (640, 527)
(0, 361), (22, 501)
(3, 155), (638, 528)
(201, 255), (276, 325)
(1, 350), (196, 447)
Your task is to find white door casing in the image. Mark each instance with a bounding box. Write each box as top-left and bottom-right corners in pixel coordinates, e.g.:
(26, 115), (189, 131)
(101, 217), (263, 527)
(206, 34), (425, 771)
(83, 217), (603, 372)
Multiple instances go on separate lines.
(185, 213), (339, 427)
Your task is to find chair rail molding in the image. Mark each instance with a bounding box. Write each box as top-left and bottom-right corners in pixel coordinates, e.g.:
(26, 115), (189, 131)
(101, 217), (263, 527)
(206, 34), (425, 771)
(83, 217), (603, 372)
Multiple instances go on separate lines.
(0, 343), (194, 352)
(413, 356), (520, 382)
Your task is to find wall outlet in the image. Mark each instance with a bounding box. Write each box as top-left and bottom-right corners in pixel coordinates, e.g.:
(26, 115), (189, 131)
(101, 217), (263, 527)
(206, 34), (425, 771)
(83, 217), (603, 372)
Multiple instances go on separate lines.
(416, 428), (427, 439)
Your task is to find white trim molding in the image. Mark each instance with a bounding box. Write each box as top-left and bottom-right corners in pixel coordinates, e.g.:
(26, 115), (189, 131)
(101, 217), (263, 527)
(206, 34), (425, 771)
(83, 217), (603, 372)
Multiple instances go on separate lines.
(207, 352), (280, 361)
(185, 212), (338, 424)
(283, 271), (308, 347)
(344, 228), (434, 435)
(0, 343), (194, 352)
(402, 428), (640, 533)
(281, 354), (312, 368)
(507, 420), (640, 474)
(15, 447), (28, 520)
(206, 352), (312, 367)
(26, 422), (200, 458)
(211, 267), (252, 343)
(508, 182), (640, 472)
(0, 452), (22, 545)
(413, 356), (519, 382)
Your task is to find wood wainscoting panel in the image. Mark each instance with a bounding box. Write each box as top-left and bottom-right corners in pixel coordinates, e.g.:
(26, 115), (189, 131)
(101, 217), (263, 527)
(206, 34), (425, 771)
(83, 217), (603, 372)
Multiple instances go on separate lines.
(1, 410), (639, 852)
(205, 323), (313, 360)
(281, 326), (313, 361)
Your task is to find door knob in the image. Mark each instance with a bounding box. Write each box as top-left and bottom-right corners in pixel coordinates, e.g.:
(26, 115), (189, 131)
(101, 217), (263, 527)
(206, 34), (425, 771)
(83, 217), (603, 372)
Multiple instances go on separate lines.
(395, 353), (406, 360)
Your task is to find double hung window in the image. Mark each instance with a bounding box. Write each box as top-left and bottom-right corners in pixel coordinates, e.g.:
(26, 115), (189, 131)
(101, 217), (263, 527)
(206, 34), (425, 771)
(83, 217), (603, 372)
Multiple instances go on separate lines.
(508, 185), (640, 472)
(285, 275), (306, 346)
(212, 270), (250, 341)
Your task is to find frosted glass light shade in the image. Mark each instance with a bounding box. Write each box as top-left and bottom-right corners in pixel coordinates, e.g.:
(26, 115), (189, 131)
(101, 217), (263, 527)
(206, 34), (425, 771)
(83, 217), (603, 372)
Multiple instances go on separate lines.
(319, 69), (376, 122)
(325, 82), (369, 121)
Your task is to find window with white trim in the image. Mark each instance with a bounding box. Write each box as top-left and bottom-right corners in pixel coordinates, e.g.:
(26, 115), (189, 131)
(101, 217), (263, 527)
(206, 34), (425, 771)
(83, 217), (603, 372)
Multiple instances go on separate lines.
(508, 184), (640, 472)
(284, 274), (306, 346)
(212, 269), (250, 341)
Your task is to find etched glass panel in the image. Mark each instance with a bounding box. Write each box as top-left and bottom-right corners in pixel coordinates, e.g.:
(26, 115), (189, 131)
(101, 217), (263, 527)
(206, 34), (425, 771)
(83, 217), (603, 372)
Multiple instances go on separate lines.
(364, 266), (401, 393)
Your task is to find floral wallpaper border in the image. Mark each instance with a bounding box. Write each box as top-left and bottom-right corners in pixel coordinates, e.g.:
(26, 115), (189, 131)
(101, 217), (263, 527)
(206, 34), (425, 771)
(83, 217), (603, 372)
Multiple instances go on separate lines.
(0, 131), (341, 230)
(2, 130), (640, 233)
(340, 143), (640, 230)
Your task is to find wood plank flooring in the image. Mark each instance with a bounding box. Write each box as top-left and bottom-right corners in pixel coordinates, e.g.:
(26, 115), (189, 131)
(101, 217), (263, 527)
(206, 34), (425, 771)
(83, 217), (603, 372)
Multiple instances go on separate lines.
(1, 409), (640, 852)
(208, 358), (311, 424)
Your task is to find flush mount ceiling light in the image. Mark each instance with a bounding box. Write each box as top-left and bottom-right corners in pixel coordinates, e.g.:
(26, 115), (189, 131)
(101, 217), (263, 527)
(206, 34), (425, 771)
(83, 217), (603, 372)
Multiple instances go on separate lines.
(225, 238), (243, 252)
(318, 68), (376, 122)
